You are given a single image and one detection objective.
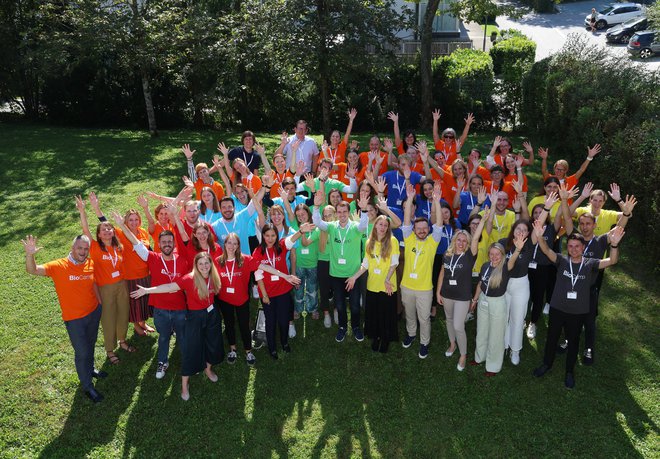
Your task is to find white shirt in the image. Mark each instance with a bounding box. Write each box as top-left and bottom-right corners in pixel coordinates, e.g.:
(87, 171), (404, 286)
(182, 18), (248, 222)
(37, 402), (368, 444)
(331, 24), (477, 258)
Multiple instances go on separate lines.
(284, 135), (319, 173)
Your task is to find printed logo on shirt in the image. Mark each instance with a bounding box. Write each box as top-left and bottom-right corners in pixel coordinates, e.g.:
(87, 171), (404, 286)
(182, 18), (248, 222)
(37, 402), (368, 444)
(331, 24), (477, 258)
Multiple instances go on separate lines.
(161, 269), (181, 277)
(444, 262), (464, 270)
(562, 270), (586, 280)
(69, 274), (93, 281)
(101, 254), (119, 261)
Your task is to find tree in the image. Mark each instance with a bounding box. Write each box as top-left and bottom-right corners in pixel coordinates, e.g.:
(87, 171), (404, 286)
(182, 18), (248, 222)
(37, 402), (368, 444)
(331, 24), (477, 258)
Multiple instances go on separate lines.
(419, 0), (442, 128)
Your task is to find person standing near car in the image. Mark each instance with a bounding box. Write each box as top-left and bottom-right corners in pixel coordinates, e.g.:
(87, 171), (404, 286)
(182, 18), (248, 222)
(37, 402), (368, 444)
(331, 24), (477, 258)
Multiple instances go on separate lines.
(589, 8), (598, 33)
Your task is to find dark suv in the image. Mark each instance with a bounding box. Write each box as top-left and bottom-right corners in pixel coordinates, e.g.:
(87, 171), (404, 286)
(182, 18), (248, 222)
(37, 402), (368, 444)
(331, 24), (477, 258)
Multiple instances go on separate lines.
(627, 30), (660, 59)
(606, 16), (648, 44)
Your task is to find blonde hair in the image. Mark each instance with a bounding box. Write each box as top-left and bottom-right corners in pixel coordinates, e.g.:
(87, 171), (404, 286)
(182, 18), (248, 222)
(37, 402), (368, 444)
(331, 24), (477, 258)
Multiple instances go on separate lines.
(445, 230), (472, 257)
(319, 205), (337, 254)
(192, 252), (221, 300)
(366, 215), (393, 260)
(553, 159), (569, 171)
(486, 243), (506, 289)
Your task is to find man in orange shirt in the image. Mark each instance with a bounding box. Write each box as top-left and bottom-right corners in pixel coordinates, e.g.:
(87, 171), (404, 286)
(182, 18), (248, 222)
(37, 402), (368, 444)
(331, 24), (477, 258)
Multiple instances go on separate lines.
(22, 234), (105, 403)
(540, 144), (601, 190)
(359, 136), (392, 176)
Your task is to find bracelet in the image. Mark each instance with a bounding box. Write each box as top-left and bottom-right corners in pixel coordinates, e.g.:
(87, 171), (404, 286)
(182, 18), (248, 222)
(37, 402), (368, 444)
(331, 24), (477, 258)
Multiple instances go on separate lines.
(623, 213), (631, 217)
(543, 207), (550, 212)
(611, 245), (618, 249)
(477, 201), (484, 207)
(263, 186), (271, 190)
(586, 157), (593, 161)
(616, 199), (623, 204)
(98, 215), (108, 222)
(515, 211), (521, 214)
(471, 298), (478, 303)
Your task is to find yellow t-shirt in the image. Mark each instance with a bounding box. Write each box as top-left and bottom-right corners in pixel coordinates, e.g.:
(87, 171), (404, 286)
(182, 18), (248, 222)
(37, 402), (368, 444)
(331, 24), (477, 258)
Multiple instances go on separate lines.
(363, 236), (400, 293)
(473, 229), (490, 276)
(528, 196), (560, 221)
(481, 209), (516, 244)
(400, 233), (440, 291)
(575, 207), (620, 236)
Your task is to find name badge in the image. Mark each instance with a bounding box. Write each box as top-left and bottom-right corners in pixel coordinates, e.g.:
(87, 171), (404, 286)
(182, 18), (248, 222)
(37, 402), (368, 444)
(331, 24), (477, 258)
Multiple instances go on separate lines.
(206, 305), (214, 312)
(528, 262), (537, 269)
(346, 194), (354, 199)
(409, 273), (418, 279)
(111, 271), (120, 278)
(396, 200), (402, 206)
(567, 291), (577, 300)
(226, 287), (235, 294)
(449, 279), (457, 286)
(301, 248), (309, 255)
(331, 174), (338, 179)
(338, 258), (347, 265)
(373, 268), (382, 275)
(271, 275), (280, 281)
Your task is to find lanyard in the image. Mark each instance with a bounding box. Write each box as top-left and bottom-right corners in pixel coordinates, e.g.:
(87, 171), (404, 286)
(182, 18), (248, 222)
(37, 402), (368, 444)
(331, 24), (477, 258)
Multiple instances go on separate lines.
(413, 238), (426, 271)
(220, 218), (236, 237)
(329, 146), (338, 164)
(393, 173), (405, 194)
(583, 238), (594, 257)
(568, 258), (585, 290)
(242, 150), (254, 168)
(443, 225), (453, 242)
(426, 200), (431, 218)
(225, 259), (235, 285)
(337, 222), (350, 256)
(265, 247), (276, 267)
(448, 252), (464, 278)
(483, 265), (492, 296)
(493, 214), (504, 233)
(468, 193), (475, 208)
(160, 254), (177, 282)
(108, 247), (119, 269)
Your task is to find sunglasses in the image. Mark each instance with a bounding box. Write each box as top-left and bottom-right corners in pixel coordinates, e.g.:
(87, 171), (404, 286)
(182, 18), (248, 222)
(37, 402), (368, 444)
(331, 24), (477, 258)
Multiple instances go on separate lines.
(443, 135), (454, 139)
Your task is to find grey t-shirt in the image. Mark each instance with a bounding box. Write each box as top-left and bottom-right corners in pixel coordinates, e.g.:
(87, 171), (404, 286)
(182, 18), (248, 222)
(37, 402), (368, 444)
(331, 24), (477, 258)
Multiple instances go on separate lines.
(582, 234), (608, 260)
(549, 255), (601, 314)
(478, 261), (511, 298)
(440, 250), (476, 301)
(530, 224), (557, 267)
(498, 238), (533, 278)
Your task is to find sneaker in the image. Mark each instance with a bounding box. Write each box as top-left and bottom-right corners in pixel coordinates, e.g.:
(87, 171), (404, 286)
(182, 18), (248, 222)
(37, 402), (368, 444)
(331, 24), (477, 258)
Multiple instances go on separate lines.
(526, 323), (537, 339)
(227, 350), (237, 364)
(557, 339), (568, 354)
(155, 362), (169, 379)
(252, 285), (260, 298)
(419, 344), (429, 359)
(402, 335), (415, 349)
(333, 309), (339, 325)
(543, 303), (550, 315)
(246, 352), (256, 366)
(323, 313), (332, 328)
(335, 327), (347, 343)
(288, 323), (296, 339)
(583, 348), (594, 366)
(353, 327), (364, 342)
(511, 350), (520, 366)
(565, 372), (575, 389)
(293, 311), (300, 320)
(465, 312), (475, 322)
(533, 364), (551, 377)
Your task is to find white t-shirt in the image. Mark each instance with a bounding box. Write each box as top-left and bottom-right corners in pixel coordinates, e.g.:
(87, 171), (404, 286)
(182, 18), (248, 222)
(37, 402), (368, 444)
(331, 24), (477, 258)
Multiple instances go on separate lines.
(284, 135), (319, 173)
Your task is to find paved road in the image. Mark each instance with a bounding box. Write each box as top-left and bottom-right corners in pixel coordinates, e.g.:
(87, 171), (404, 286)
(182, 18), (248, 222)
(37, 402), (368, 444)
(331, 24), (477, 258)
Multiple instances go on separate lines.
(496, 0), (660, 72)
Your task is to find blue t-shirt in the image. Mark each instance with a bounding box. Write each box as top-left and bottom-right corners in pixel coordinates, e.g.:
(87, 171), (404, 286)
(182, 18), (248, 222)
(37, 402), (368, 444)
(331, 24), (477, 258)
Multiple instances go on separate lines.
(211, 206), (258, 255)
(199, 208), (223, 226)
(458, 192), (491, 227)
(415, 196), (449, 223)
(383, 171), (422, 209)
(437, 222), (462, 255)
(270, 196), (308, 227)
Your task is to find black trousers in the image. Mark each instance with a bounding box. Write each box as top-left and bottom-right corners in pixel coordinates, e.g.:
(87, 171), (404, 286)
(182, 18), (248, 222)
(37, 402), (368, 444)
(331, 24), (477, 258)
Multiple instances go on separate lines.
(330, 275), (362, 329)
(583, 270), (604, 351)
(318, 260), (333, 311)
(528, 264), (557, 324)
(182, 307), (224, 376)
(543, 307), (587, 374)
(219, 300), (251, 351)
(263, 293), (291, 353)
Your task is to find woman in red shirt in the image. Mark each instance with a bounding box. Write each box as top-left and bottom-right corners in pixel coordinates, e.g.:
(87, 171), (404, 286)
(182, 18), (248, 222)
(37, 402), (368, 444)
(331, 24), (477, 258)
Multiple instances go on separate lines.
(252, 223), (311, 359)
(131, 252), (223, 401)
(172, 219), (223, 267)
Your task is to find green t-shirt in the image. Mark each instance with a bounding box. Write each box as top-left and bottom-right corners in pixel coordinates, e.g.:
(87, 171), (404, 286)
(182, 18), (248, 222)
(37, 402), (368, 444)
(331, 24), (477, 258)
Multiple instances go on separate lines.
(303, 178), (348, 201)
(291, 221), (320, 268)
(325, 220), (363, 277)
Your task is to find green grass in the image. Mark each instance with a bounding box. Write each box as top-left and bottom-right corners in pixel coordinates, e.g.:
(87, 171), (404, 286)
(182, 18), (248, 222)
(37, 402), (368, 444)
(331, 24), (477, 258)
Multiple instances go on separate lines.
(0, 124), (658, 458)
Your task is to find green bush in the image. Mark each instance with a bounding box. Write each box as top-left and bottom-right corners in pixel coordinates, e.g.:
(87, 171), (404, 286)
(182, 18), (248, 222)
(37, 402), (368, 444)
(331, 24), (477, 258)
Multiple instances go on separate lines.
(432, 48), (496, 128)
(521, 36), (660, 256)
(490, 31), (536, 75)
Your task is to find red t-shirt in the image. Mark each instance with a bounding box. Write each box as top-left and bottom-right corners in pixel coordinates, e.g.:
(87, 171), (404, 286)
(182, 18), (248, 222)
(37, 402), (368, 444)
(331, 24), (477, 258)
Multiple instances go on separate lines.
(43, 258), (98, 321)
(251, 240), (292, 298)
(149, 222), (174, 254)
(175, 273), (217, 311)
(216, 255), (260, 306)
(146, 252), (189, 310)
(180, 241), (223, 269)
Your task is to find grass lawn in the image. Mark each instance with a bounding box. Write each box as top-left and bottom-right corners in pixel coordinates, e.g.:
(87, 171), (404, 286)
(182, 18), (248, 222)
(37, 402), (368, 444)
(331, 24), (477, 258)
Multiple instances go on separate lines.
(0, 124), (658, 458)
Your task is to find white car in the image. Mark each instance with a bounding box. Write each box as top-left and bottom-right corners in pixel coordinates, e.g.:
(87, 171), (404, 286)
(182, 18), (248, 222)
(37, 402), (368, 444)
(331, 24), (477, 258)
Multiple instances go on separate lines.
(585, 3), (644, 30)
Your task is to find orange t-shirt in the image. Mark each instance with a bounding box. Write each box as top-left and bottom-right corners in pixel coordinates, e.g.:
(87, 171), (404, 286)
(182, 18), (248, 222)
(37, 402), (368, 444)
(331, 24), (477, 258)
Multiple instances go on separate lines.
(359, 151), (389, 176)
(433, 140), (458, 166)
(504, 173), (528, 192)
(441, 175), (469, 211)
(556, 174), (578, 190)
(242, 174), (262, 195)
(270, 170), (294, 199)
(117, 228), (151, 280)
(468, 165), (491, 181)
(44, 257), (98, 321)
(194, 179), (225, 201)
(149, 222), (174, 253)
(89, 240), (124, 286)
(331, 163), (365, 202)
(429, 164), (452, 182)
(323, 140), (347, 165)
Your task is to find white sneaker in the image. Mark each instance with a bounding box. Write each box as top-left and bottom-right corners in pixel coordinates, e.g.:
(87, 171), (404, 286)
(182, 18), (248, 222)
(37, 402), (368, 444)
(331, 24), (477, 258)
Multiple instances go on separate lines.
(543, 303), (550, 315)
(227, 350), (237, 364)
(252, 285), (260, 299)
(333, 309), (339, 325)
(288, 323), (296, 338)
(465, 312), (475, 322)
(526, 323), (537, 339)
(155, 362), (169, 379)
(323, 313), (332, 328)
(511, 350), (520, 366)
(246, 351), (256, 366)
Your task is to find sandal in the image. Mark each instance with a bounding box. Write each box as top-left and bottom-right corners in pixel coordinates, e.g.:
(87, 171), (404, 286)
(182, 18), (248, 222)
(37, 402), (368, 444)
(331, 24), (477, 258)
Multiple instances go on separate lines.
(107, 353), (120, 365)
(119, 341), (136, 353)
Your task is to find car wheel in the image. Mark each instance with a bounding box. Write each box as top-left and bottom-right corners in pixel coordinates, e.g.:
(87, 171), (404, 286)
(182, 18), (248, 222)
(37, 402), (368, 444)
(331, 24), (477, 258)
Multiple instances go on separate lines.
(639, 48), (652, 59)
(619, 34), (630, 44)
(596, 20), (607, 30)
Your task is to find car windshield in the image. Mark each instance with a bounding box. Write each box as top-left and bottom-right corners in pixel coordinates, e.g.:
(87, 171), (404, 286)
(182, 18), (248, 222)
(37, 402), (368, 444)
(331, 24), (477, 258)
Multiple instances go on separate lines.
(631, 34), (641, 41)
(599, 6), (614, 14)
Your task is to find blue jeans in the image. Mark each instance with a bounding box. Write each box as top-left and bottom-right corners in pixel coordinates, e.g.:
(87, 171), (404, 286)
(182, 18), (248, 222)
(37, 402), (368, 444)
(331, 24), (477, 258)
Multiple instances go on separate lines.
(64, 304), (101, 391)
(294, 267), (318, 313)
(153, 308), (186, 364)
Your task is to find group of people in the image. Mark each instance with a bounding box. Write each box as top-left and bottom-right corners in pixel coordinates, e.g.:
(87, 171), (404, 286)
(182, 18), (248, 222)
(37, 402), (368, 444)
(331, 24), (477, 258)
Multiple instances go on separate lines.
(24, 108), (637, 402)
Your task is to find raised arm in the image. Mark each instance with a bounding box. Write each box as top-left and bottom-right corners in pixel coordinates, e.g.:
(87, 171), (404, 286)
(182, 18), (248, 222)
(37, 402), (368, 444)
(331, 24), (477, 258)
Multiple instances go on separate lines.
(569, 182), (593, 216)
(617, 194), (637, 230)
(532, 220), (557, 263)
(533, 192), (558, 242)
(274, 130), (288, 158)
(557, 183), (578, 234)
(470, 207), (489, 256)
(254, 143), (271, 175)
(600, 226), (624, 269)
(182, 144), (197, 181)
(403, 182), (415, 227)
(506, 233), (527, 271)
(573, 144), (601, 181)
(521, 141), (534, 166)
(538, 147), (550, 179)
(469, 186), (488, 218)
(137, 194), (156, 234)
(213, 154), (233, 196)
(311, 191), (328, 231)
(457, 113), (474, 152)
(167, 204), (189, 243)
(344, 108), (357, 145)
(432, 109), (441, 144)
(486, 136), (501, 170)
(388, 112), (402, 148)
(278, 186), (296, 224)
(376, 196), (402, 229)
(88, 191), (106, 220)
(21, 235), (46, 276)
(75, 195), (94, 241)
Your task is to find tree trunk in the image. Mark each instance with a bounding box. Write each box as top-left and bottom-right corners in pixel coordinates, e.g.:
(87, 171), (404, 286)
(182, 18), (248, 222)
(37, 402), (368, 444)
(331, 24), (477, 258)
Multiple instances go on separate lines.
(420, 0), (441, 129)
(316, 0), (331, 138)
(141, 69), (158, 137)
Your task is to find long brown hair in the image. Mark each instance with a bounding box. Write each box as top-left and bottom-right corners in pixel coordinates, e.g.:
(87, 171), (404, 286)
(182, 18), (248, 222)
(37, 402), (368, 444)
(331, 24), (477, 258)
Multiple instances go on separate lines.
(216, 233), (244, 268)
(366, 215), (393, 259)
(192, 252), (221, 299)
(191, 221), (217, 252)
(199, 186), (220, 214)
(319, 205), (336, 254)
(96, 222), (123, 252)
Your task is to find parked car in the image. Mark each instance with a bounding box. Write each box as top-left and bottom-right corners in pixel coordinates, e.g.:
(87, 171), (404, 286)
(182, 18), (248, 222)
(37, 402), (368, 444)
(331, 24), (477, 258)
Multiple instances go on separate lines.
(606, 16), (648, 43)
(627, 31), (660, 59)
(585, 3), (644, 30)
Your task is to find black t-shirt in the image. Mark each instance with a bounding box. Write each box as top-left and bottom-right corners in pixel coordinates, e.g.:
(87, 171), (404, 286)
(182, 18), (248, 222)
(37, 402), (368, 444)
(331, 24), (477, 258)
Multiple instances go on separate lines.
(478, 261), (511, 298)
(228, 147), (262, 173)
(498, 238), (533, 278)
(530, 224), (557, 267)
(550, 255), (601, 314)
(582, 234), (608, 260)
(440, 250), (476, 301)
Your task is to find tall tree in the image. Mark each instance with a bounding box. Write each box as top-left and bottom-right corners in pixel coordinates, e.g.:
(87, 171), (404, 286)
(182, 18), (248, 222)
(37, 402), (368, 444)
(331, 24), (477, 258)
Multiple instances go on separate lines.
(419, 0), (442, 128)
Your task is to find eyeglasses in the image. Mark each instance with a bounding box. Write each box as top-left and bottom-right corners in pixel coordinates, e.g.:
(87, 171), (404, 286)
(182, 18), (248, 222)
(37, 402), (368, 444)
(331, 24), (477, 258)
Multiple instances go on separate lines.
(443, 135), (454, 139)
